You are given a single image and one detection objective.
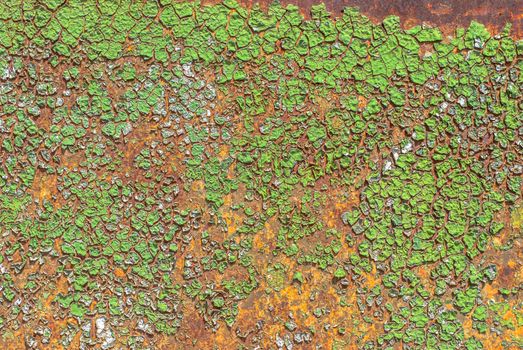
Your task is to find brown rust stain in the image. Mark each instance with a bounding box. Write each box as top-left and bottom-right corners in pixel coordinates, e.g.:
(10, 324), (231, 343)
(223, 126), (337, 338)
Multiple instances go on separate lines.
(203, 0), (522, 37)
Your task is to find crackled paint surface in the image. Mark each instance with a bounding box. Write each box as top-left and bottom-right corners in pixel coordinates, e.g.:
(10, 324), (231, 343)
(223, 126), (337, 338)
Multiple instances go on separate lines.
(0, 1), (521, 349)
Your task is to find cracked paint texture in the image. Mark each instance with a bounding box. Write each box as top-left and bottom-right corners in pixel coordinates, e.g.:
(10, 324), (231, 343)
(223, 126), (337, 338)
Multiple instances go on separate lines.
(0, 1), (521, 349)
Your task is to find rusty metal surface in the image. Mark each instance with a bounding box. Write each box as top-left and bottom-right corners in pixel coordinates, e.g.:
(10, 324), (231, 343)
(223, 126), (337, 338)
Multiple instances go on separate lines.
(230, 0), (523, 36)
(0, 1), (521, 349)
